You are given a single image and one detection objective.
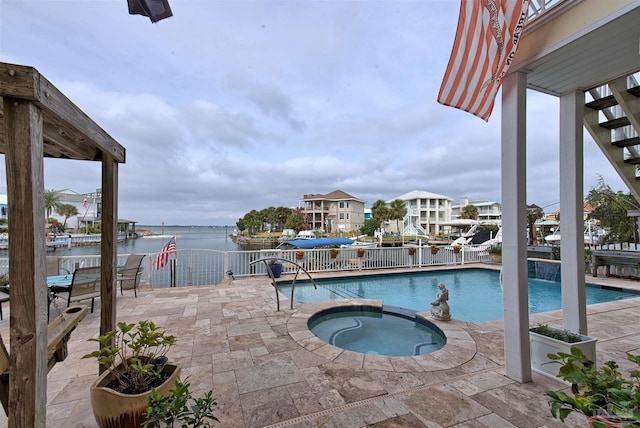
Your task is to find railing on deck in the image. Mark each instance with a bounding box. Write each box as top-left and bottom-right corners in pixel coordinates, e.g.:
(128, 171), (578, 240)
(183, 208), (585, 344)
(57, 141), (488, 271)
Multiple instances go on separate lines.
(0, 245), (491, 288)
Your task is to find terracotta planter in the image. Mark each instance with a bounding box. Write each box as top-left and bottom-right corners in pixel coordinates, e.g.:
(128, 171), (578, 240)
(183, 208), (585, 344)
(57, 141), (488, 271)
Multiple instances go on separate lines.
(330, 252), (338, 259)
(430, 247), (439, 255)
(90, 362), (181, 428)
(453, 247), (461, 254)
(295, 252), (304, 260)
(408, 248), (416, 256)
(357, 250), (365, 258)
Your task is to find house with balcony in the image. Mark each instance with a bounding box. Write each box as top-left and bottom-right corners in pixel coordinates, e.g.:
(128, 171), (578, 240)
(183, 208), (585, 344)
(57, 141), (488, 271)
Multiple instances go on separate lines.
(301, 190), (365, 234)
(385, 190), (452, 236)
(451, 198), (502, 222)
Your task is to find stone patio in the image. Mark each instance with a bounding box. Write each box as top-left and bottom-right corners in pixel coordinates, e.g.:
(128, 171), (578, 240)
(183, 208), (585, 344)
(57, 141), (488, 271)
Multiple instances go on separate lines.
(2, 265), (640, 427)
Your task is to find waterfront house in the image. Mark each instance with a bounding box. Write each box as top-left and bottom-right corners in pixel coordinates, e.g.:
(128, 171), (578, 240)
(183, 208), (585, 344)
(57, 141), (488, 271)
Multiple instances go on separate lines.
(301, 190), (365, 234)
(385, 190), (452, 237)
(451, 197), (502, 222)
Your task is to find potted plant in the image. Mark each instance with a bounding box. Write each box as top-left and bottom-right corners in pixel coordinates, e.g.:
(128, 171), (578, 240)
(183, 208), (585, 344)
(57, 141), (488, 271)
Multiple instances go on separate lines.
(267, 259), (283, 278)
(295, 249), (304, 260)
(329, 248), (340, 259)
(408, 246), (416, 256)
(545, 347), (640, 427)
(144, 376), (219, 427)
(83, 320), (181, 428)
(585, 247), (593, 274)
(357, 248), (366, 258)
(529, 324), (597, 379)
(488, 245), (502, 263)
(430, 244), (440, 255)
(452, 244), (462, 254)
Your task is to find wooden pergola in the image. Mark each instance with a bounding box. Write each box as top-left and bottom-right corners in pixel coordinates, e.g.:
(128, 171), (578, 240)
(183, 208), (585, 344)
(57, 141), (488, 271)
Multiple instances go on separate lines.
(0, 62), (125, 427)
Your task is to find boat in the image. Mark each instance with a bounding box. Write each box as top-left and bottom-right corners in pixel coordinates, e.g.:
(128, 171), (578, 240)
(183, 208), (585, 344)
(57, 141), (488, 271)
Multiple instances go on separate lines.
(278, 238), (355, 249)
(343, 240), (378, 249)
(450, 222), (502, 247)
(277, 229), (296, 243)
(295, 230), (317, 240)
(543, 222), (605, 246)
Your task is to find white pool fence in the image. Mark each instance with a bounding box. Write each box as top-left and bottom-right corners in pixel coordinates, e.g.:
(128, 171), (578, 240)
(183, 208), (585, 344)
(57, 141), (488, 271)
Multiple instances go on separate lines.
(0, 245), (491, 288)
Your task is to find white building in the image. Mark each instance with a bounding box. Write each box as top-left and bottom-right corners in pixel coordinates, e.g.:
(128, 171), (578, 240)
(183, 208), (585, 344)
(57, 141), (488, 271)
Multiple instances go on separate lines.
(301, 190), (365, 234)
(385, 190), (452, 236)
(451, 198), (502, 222)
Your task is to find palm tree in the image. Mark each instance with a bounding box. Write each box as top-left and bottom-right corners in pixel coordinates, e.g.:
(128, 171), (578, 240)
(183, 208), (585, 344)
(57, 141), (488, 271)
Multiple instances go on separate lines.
(371, 200), (391, 233)
(44, 189), (61, 220)
(389, 199), (408, 237)
(57, 203), (79, 229)
(526, 205), (544, 245)
(461, 204), (479, 220)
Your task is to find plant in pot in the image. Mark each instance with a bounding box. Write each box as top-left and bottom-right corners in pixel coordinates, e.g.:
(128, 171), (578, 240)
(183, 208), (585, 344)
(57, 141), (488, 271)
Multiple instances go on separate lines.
(83, 320), (180, 428)
(430, 244), (440, 255)
(488, 245), (502, 263)
(545, 347), (640, 427)
(585, 247), (593, 274)
(452, 244), (462, 254)
(408, 246), (416, 256)
(329, 248), (340, 259)
(267, 259), (283, 278)
(529, 324), (597, 379)
(144, 376), (219, 427)
(295, 249), (304, 261)
(357, 248), (366, 257)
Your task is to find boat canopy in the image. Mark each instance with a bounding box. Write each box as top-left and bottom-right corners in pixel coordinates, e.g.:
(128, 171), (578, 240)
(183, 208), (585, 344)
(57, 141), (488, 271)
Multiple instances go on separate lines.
(281, 238), (354, 249)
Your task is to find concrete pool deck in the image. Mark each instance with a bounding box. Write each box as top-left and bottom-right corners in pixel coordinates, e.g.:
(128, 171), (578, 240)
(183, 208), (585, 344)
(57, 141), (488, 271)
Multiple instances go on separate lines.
(1, 264), (640, 427)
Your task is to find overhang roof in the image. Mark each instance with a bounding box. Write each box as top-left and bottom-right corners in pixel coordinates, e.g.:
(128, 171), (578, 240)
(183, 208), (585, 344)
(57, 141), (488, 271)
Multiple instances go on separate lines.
(0, 63), (125, 162)
(514, 0), (640, 95)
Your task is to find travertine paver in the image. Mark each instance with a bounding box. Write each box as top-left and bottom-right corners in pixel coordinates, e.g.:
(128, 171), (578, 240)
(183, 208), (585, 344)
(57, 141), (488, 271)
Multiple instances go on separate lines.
(0, 267), (638, 427)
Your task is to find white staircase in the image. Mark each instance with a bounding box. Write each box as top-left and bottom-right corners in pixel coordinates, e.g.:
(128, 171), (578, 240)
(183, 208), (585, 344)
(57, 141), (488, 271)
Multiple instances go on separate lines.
(401, 212), (427, 237)
(584, 72), (640, 202)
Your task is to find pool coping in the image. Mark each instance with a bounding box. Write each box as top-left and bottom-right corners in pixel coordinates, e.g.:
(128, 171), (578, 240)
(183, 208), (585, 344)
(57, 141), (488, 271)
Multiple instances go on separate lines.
(286, 299), (477, 372)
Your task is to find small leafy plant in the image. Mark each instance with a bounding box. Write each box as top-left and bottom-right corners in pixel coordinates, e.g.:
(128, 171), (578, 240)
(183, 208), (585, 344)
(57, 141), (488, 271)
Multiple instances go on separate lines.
(545, 347), (640, 427)
(488, 245), (502, 255)
(83, 320), (176, 394)
(530, 324), (585, 343)
(144, 377), (219, 428)
(329, 248), (340, 256)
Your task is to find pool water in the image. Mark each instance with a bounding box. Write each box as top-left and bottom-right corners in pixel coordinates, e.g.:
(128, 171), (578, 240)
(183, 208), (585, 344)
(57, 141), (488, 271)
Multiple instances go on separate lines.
(279, 268), (639, 322)
(308, 307), (446, 356)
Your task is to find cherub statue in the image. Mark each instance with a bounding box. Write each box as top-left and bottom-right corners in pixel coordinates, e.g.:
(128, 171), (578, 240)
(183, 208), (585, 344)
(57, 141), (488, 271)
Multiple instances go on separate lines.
(430, 283), (451, 321)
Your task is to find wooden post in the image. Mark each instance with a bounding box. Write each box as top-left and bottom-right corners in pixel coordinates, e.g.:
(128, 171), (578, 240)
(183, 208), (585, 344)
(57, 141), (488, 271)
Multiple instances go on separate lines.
(4, 97), (48, 427)
(99, 157), (118, 374)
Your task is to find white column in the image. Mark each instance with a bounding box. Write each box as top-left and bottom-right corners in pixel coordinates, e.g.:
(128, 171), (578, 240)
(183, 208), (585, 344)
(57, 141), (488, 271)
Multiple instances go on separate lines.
(501, 71), (531, 383)
(559, 91), (587, 334)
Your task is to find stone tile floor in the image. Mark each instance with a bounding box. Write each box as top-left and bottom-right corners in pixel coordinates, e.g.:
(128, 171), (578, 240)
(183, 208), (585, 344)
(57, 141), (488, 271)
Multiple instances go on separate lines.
(2, 265), (640, 427)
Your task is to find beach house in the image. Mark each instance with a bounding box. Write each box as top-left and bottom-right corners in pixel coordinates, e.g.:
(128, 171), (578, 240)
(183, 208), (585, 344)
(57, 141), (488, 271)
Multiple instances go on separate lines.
(301, 190), (365, 234)
(451, 198), (502, 222)
(384, 190), (452, 237)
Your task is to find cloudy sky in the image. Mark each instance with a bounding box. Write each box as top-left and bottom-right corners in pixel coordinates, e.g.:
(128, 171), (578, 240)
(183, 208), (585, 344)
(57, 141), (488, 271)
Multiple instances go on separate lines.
(0, 1), (627, 226)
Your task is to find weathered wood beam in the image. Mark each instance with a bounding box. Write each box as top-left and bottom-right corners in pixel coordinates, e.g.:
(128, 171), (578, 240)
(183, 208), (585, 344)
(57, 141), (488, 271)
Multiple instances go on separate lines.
(0, 63), (125, 163)
(3, 97), (48, 427)
(99, 156), (118, 374)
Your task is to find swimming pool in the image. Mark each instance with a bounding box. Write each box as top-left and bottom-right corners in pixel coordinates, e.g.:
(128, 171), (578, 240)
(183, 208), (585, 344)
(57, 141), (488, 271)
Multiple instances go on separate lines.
(278, 268), (639, 322)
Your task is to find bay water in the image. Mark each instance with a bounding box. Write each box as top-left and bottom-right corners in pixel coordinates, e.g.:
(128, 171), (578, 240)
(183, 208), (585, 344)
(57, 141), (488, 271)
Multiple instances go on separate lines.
(1, 225), (242, 257)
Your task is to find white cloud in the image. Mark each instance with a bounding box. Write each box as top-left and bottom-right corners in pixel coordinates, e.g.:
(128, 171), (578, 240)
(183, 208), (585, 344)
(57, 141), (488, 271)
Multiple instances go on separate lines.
(0, 0), (628, 225)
